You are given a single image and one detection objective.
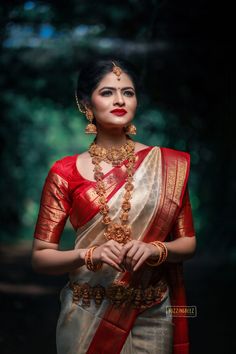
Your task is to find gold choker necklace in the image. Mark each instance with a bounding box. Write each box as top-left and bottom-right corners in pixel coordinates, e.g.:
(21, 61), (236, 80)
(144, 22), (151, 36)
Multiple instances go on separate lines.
(88, 138), (135, 167)
(88, 139), (136, 244)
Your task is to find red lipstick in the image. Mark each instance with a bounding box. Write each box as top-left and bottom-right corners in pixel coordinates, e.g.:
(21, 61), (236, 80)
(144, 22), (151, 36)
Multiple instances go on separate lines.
(110, 109), (127, 116)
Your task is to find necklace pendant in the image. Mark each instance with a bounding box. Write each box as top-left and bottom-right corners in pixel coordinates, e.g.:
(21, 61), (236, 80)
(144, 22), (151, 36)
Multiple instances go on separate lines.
(104, 223), (132, 244)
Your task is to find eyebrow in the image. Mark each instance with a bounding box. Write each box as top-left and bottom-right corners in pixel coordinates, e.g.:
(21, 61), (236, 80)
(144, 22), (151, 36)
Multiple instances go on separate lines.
(98, 86), (135, 92)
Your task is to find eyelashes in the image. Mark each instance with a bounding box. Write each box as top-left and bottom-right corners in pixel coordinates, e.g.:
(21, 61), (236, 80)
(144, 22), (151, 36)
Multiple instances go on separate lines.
(101, 90), (135, 97)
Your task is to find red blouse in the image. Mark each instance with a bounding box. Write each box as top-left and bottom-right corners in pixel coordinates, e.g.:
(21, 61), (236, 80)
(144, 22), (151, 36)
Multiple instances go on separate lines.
(34, 147), (195, 244)
(34, 147), (156, 244)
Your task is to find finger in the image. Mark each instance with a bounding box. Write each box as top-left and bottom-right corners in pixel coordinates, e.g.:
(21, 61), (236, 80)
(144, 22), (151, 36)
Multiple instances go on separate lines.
(133, 253), (149, 272)
(118, 242), (134, 262)
(123, 243), (142, 264)
(126, 244), (141, 260)
(121, 259), (132, 272)
(124, 250), (143, 271)
(130, 249), (144, 268)
(111, 244), (123, 258)
(102, 242), (122, 260)
(106, 240), (123, 252)
(103, 256), (124, 272)
(113, 241), (124, 251)
(102, 249), (122, 265)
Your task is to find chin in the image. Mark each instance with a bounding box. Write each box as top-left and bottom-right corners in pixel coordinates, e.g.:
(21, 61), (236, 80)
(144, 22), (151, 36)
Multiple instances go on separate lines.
(98, 119), (133, 130)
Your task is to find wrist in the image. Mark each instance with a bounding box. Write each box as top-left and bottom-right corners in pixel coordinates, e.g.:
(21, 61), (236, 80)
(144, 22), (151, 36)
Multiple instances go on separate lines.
(149, 244), (160, 259)
(91, 246), (100, 264)
(146, 241), (168, 267)
(77, 249), (87, 263)
(85, 246), (103, 272)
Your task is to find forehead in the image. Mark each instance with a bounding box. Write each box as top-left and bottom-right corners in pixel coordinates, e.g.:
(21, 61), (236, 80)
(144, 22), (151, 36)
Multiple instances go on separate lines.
(95, 72), (135, 90)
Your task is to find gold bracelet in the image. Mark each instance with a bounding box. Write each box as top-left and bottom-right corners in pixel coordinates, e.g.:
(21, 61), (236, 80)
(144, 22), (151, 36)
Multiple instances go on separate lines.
(85, 246), (103, 272)
(145, 242), (161, 266)
(146, 241), (168, 267)
(156, 241), (168, 264)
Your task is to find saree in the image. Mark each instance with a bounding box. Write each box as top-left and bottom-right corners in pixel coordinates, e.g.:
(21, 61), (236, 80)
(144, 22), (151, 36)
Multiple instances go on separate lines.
(34, 145), (195, 354)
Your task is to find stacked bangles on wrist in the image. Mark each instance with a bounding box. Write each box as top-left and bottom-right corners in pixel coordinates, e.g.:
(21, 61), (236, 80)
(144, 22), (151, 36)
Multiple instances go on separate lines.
(145, 241), (168, 266)
(84, 246), (103, 272)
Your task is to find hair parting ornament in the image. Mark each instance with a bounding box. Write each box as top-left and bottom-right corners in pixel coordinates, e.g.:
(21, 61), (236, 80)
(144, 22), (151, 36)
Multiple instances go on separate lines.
(112, 61), (122, 81)
(111, 61), (137, 135)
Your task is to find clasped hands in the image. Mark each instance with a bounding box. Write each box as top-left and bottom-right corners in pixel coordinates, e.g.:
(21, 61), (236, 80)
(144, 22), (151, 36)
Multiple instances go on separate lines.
(92, 239), (160, 272)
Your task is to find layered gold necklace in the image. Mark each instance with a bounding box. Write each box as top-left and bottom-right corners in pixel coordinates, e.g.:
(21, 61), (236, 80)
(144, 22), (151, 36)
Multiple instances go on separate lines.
(88, 138), (136, 244)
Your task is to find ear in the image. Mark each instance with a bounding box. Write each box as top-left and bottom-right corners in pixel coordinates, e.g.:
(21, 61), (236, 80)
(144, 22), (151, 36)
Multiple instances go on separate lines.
(82, 99), (92, 111)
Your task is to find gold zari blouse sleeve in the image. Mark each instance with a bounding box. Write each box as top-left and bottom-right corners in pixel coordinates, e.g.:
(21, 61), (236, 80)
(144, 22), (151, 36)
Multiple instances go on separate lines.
(34, 171), (71, 244)
(171, 186), (195, 239)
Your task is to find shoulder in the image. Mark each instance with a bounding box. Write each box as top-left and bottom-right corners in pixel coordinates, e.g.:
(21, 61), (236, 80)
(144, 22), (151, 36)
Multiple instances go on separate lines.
(159, 146), (191, 164)
(49, 154), (78, 181)
(134, 141), (150, 152)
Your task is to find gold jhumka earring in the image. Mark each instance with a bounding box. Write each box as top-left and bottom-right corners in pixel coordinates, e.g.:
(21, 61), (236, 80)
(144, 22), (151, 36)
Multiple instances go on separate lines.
(75, 91), (97, 134)
(124, 124), (137, 135)
(111, 61), (137, 136)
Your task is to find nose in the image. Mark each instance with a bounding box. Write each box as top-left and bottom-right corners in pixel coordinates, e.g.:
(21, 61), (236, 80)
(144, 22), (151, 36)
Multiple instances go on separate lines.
(114, 91), (125, 106)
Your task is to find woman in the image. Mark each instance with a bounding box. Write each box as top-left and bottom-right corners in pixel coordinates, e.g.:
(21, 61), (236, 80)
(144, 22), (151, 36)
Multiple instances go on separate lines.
(32, 58), (196, 354)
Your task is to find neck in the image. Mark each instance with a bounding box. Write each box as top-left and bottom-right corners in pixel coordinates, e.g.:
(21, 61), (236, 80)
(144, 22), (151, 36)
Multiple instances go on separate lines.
(95, 126), (129, 149)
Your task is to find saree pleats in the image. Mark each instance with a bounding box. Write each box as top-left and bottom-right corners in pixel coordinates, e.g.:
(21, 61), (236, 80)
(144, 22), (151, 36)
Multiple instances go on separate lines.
(121, 294), (173, 354)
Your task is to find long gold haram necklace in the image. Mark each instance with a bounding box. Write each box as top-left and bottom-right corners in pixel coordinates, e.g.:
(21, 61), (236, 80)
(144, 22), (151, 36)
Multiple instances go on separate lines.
(88, 138), (136, 244)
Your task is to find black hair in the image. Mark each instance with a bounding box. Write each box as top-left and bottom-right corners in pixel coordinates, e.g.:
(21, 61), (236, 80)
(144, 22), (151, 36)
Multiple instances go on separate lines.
(76, 57), (140, 108)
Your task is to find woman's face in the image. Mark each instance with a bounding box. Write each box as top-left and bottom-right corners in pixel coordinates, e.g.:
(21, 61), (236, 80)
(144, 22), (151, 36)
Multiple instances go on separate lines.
(89, 71), (137, 130)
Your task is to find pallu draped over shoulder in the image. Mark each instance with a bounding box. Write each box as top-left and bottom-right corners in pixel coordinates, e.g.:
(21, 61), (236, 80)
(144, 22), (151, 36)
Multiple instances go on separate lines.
(34, 146), (195, 354)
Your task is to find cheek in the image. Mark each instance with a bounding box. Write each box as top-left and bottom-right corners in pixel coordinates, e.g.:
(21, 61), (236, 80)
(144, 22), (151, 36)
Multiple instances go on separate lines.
(92, 97), (109, 111)
(129, 98), (137, 111)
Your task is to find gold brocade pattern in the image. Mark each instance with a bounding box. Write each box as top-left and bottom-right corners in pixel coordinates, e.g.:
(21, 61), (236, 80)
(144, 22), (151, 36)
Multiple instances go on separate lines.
(69, 278), (168, 309)
(150, 150), (189, 240)
(171, 187), (195, 238)
(165, 155), (188, 229)
(84, 166), (129, 207)
(34, 172), (70, 243)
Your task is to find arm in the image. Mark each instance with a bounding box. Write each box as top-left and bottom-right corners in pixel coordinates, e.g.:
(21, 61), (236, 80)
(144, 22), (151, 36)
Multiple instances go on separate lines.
(31, 166), (86, 275)
(32, 164), (124, 274)
(32, 239), (87, 275)
(163, 236), (196, 263)
(32, 238), (124, 275)
(164, 186), (196, 262)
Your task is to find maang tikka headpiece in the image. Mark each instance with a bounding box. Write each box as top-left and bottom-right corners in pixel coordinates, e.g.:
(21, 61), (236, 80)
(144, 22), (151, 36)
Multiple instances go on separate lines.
(112, 61), (122, 81)
(111, 61), (137, 135)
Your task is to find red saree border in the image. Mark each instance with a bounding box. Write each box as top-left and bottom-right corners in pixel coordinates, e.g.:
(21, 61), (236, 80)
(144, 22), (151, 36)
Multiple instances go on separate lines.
(143, 147), (190, 243)
(86, 147), (191, 354)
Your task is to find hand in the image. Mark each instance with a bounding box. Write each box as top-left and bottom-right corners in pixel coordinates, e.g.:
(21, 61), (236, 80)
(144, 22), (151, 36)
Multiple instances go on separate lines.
(118, 240), (160, 272)
(92, 240), (124, 272)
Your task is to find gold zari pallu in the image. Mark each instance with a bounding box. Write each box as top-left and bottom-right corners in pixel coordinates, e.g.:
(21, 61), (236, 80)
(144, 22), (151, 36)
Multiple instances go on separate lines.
(69, 278), (168, 310)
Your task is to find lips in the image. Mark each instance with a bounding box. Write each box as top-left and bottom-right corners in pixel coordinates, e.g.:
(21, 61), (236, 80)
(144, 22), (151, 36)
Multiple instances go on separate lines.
(110, 109), (127, 116)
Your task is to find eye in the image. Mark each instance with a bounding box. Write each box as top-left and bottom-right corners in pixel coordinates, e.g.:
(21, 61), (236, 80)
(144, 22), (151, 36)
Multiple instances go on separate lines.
(124, 90), (135, 97)
(101, 90), (112, 96)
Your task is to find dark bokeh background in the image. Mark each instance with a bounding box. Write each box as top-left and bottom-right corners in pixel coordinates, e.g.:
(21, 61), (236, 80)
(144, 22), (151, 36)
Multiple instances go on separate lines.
(0, 1), (234, 353)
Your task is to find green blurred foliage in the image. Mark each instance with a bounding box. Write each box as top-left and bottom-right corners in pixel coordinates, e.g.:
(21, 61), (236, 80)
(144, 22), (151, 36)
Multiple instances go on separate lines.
(0, 1), (233, 256)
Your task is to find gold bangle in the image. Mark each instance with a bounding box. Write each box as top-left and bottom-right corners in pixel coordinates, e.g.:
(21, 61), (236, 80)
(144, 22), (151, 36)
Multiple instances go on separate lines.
(154, 241), (168, 264)
(145, 242), (161, 266)
(145, 241), (168, 267)
(85, 246), (103, 272)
